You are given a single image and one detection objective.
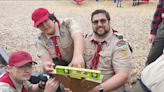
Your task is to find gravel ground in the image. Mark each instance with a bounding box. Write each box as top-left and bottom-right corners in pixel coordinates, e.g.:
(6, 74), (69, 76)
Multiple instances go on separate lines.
(0, 0), (158, 88)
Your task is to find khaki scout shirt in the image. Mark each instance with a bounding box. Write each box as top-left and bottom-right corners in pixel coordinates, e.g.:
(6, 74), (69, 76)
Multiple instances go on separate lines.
(84, 28), (132, 92)
(0, 73), (33, 92)
(142, 54), (164, 92)
(36, 18), (82, 63)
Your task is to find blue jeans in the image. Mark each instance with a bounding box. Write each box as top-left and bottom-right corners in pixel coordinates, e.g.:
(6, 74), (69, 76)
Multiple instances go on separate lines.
(117, 0), (122, 6)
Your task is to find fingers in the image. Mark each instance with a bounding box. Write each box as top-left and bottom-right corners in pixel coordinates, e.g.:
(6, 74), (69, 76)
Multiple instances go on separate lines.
(46, 78), (60, 89)
(45, 63), (55, 74)
(64, 87), (72, 92)
(68, 63), (72, 67)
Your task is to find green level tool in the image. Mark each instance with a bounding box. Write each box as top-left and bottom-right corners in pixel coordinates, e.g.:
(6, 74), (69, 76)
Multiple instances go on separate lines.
(55, 65), (101, 80)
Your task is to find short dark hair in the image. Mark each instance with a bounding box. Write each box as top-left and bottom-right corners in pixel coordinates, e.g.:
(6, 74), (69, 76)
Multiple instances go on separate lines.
(91, 9), (110, 22)
(49, 13), (57, 22)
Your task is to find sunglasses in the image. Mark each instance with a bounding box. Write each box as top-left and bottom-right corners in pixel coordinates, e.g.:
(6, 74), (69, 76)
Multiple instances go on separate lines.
(92, 19), (107, 25)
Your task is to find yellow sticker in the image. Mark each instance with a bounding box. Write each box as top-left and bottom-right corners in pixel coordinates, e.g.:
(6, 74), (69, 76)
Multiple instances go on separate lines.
(122, 50), (127, 57)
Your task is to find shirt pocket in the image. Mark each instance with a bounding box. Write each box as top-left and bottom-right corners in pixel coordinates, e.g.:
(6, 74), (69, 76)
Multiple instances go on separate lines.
(59, 31), (73, 49)
(98, 52), (112, 68)
(83, 50), (95, 68)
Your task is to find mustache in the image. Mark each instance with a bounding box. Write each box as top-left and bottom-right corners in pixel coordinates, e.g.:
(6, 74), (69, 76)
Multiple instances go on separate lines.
(97, 26), (104, 30)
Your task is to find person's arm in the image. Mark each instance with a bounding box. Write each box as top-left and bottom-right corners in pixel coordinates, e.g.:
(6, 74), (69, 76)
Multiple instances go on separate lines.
(68, 32), (85, 68)
(90, 71), (128, 92)
(41, 55), (55, 74)
(149, 0), (163, 43)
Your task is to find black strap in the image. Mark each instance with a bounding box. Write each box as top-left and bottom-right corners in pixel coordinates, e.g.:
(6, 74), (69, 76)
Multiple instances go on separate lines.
(138, 78), (151, 92)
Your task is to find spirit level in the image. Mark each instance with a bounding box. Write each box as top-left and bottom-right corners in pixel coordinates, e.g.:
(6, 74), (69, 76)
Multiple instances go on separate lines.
(55, 65), (101, 80)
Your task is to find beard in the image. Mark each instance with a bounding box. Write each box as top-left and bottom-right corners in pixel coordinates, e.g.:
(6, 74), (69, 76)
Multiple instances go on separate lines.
(94, 26), (110, 37)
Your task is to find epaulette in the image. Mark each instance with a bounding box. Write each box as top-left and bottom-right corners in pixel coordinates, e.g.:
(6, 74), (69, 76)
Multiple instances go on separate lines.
(84, 33), (92, 38)
(114, 33), (123, 39)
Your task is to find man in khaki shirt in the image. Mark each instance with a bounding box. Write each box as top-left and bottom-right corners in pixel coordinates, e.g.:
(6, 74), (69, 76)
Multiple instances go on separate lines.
(84, 9), (132, 92)
(0, 51), (59, 92)
(64, 9), (132, 92)
(31, 8), (84, 74)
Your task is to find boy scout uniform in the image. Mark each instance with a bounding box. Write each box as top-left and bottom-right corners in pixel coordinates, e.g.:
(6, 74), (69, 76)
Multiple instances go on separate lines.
(36, 18), (82, 66)
(0, 73), (33, 92)
(84, 28), (132, 92)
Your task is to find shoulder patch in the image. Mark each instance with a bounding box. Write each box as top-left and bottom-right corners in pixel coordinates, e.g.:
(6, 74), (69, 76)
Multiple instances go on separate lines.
(2, 88), (10, 92)
(116, 40), (127, 47)
(35, 37), (39, 43)
(65, 19), (72, 28)
(84, 33), (92, 38)
(114, 33), (123, 39)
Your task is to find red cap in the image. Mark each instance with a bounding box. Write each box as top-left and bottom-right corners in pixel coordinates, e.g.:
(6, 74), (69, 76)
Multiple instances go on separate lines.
(8, 51), (37, 67)
(31, 8), (50, 27)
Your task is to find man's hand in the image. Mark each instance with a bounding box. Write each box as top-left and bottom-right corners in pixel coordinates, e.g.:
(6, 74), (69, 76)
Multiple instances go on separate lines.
(44, 78), (60, 92)
(43, 62), (55, 74)
(149, 34), (155, 43)
(68, 54), (84, 68)
(64, 87), (72, 92)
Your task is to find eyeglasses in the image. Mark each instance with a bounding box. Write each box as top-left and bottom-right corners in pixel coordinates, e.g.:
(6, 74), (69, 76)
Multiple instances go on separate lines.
(92, 19), (107, 25)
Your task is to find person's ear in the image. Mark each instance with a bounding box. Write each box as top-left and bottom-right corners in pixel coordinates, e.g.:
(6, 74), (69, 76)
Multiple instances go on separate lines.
(6, 65), (12, 73)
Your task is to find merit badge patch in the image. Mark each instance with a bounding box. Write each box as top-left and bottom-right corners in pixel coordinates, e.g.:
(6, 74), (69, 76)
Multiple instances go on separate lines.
(35, 37), (39, 43)
(121, 50), (128, 57)
(106, 43), (109, 47)
(65, 19), (72, 28)
(46, 41), (52, 47)
(117, 40), (127, 47)
(60, 32), (65, 37)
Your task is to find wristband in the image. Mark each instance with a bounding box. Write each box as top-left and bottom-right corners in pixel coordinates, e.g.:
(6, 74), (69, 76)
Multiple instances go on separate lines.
(99, 85), (103, 92)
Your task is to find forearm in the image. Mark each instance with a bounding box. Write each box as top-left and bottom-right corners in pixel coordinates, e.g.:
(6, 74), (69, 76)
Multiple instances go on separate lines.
(41, 55), (54, 68)
(29, 84), (42, 92)
(91, 72), (128, 92)
(72, 32), (84, 57)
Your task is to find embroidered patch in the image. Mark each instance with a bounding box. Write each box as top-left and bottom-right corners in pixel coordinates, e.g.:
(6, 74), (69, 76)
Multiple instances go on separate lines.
(2, 88), (10, 92)
(121, 50), (128, 57)
(35, 37), (39, 43)
(86, 48), (94, 50)
(46, 41), (52, 47)
(87, 51), (92, 53)
(117, 40), (127, 47)
(48, 47), (53, 50)
(106, 43), (109, 47)
(65, 19), (72, 28)
(60, 32), (65, 37)
(70, 47), (74, 50)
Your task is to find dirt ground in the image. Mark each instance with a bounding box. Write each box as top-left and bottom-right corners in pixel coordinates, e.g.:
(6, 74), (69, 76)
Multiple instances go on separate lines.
(0, 0), (158, 88)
